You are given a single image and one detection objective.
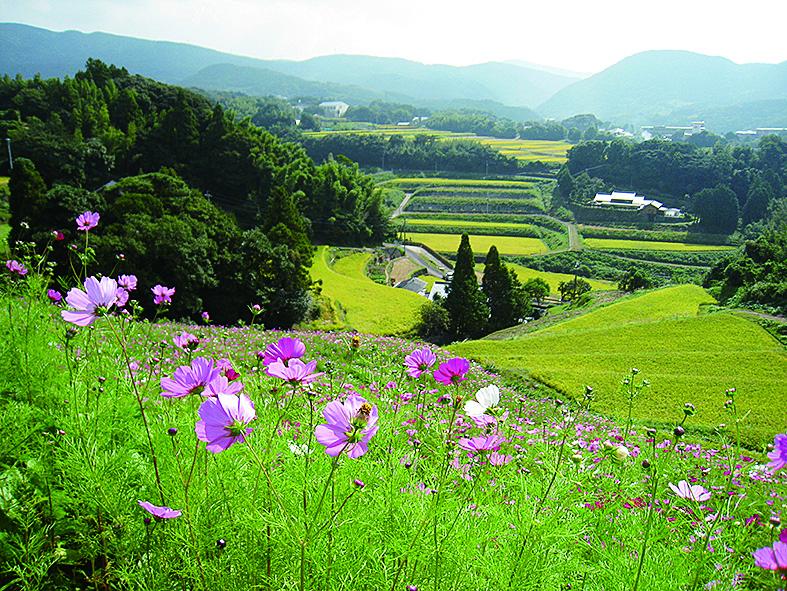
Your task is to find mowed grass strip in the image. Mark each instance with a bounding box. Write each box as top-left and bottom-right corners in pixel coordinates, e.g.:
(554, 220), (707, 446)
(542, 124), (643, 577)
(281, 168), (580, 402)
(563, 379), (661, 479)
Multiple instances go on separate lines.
(584, 238), (736, 252)
(309, 247), (423, 335)
(450, 285), (787, 445)
(507, 263), (616, 293)
(406, 232), (548, 255)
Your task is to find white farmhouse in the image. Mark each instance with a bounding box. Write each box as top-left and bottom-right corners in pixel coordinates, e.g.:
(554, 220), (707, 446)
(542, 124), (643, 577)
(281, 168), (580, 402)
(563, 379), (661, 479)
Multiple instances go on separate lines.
(592, 191), (682, 219)
(318, 101), (350, 118)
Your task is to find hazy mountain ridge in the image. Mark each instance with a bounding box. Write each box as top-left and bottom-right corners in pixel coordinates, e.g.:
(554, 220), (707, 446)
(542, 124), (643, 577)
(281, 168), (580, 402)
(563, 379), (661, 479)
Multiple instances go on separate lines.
(539, 50), (787, 130)
(0, 23), (576, 109)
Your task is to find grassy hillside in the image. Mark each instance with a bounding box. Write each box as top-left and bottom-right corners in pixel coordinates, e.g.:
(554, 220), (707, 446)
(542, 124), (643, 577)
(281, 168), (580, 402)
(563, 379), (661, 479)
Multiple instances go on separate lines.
(309, 246), (423, 335)
(451, 285), (787, 445)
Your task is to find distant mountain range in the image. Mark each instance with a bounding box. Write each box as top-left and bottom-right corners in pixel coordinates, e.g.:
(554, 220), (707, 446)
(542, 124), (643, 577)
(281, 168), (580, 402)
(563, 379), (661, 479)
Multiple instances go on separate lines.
(1, 23), (786, 131)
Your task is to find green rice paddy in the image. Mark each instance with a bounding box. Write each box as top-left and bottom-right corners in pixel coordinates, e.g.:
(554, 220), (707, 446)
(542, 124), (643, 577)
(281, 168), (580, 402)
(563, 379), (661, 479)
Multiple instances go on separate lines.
(309, 246), (423, 335)
(507, 263), (616, 293)
(583, 238), (736, 252)
(406, 232), (548, 256)
(450, 285), (786, 445)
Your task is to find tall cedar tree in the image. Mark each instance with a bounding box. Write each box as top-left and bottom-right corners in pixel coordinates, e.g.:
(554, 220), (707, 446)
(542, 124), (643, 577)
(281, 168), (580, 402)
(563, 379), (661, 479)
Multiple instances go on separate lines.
(8, 158), (47, 245)
(444, 234), (489, 340)
(482, 246), (531, 332)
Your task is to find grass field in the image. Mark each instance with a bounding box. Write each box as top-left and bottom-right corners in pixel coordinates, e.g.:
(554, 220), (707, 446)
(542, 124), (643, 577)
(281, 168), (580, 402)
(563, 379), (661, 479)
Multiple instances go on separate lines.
(507, 263), (616, 293)
(450, 285), (787, 445)
(406, 232), (548, 256)
(584, 238), (736, 252)
(385, 177), (539, 189)
(309, 246), (423, 335)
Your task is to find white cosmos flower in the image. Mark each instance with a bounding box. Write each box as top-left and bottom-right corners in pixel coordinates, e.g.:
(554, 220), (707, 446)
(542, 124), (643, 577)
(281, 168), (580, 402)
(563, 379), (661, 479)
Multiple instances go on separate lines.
(464, 385), (500, 417)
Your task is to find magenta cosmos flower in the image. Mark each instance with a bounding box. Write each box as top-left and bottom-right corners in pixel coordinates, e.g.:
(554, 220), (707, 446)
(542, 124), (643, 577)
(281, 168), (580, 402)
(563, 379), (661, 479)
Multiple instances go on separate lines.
(753, 530), (787, 573)
(314, 395), (379, 459)
(76, 211), (100, 232)
(404, 347), (436, 378)
(173, 331), (199, 351)
(61, 276), (119, 327)
(262, 336), (306, 367)
(433, 357), (470, 386)
(457, 434), (506, 453)
(203, 375), (244, 397)
(138, 500), (181, 519)
(160, 357), (220, 398)
(767, 433), (787, 473)
(47, 289), (63, 304)
(668, 480), (711, 502)
(266, 358), (324, 384)
(195, 393), (256, 453)
(117, 274), (138, 291)
(5, 260), (28, 276)
(152, 285), (175, 305)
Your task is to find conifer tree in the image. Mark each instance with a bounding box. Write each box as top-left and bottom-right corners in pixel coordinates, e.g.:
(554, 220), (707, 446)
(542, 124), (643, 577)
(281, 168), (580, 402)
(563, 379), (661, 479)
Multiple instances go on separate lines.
(482, 245), (531, 332)
(8, 158), (47, 245)
(444, 234), (489, 340)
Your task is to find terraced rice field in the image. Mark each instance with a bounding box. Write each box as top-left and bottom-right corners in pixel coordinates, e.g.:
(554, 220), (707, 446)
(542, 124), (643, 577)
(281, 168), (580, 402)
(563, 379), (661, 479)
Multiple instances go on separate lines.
(386, 177), (539, 189)
(451, 285), (786, 445)
(507, 263), (616, 293)
(406, 232), (548, 256)
(403, 218), (537, 231)
(309, 247), (423, 335)
(305, 127), (570, 162)
(583, 238), (736, 252)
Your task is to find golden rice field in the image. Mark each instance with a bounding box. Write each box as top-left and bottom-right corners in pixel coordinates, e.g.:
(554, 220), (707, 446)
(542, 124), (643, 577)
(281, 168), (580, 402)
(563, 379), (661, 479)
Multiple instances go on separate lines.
(405, 232), (548, 256)
(583, 238), (736, 252)
(305, 128), (570, 162)
(506, 263), (617, 293)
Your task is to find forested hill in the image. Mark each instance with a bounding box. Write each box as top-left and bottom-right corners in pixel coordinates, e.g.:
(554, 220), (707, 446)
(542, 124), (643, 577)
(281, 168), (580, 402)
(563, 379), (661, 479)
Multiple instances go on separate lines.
(0, 60), (390, 325)
(540, 50), (787, 130)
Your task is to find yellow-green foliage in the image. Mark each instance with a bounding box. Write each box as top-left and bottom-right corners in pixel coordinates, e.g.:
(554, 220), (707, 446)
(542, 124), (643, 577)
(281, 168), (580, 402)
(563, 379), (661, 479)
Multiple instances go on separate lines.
(584, 238), (736, 252)
(0, 176), (8, 186)
(507, 263), (616, 293)
(309, 247), (423, 335)
(406, 232), (548, 256)
(0, 224), (9, 255)
(450, 285), (787, 445)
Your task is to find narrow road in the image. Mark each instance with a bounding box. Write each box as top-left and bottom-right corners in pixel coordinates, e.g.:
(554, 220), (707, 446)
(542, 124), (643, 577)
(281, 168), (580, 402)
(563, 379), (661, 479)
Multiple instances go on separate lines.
(391, 192), (413, 219)
(567, 222), (581, 251)
(385, 242), (452, 278)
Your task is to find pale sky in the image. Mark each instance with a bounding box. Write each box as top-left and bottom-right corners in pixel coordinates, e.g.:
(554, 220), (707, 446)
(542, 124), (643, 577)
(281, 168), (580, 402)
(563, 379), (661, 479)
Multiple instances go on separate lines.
(2, 0), (786, 74)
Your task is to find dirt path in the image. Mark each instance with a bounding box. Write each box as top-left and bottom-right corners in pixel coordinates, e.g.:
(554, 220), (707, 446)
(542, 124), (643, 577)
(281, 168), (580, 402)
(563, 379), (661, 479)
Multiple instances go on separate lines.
(391, 192), (413, 219)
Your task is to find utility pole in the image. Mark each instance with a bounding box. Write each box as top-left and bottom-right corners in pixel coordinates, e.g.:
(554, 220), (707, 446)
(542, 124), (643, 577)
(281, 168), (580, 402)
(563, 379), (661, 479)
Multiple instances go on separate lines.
(3, 138), (12, 170)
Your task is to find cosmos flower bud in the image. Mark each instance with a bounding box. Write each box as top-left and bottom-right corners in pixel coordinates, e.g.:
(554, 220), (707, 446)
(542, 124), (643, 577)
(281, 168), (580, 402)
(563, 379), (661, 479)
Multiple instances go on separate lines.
(168, 427), (178, 436)
(353, 479), (365, 489)
(216, 539), (226, 549)
(631, 368), (640, 375)
(770, 515), (781, 528)
(674, 425), (685, 438)
(641, 459), (651, 470)
(613, 445), (630, 463)
(645, 427), (657, 438)
(683, 403), (695, 417)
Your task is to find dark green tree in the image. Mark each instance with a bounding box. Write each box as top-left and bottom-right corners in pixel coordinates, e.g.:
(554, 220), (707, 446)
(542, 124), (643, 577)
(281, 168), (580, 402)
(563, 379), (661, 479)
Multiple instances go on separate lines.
(618, 268), (654, 292)
(444, 234), (489, 340)
(481, 246), (530, 332)
(522, 277), (550, 304)
(8, 157), (47, 245)
(693, 185), (740, 234)
(741, 179), (774, 226)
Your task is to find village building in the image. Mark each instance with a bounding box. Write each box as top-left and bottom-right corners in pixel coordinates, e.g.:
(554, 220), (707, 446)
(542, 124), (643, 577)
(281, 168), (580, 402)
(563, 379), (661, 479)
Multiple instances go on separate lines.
(592, 191), (682, 220)
(395, 277), (428, 297)
(318, 101), (350, 118)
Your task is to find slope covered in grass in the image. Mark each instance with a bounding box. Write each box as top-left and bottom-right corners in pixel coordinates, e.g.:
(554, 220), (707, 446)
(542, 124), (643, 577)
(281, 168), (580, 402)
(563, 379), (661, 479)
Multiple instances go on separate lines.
(309, 246), (423, 335)
(508, 263), (616, 293)
(451, 286), (786, 445)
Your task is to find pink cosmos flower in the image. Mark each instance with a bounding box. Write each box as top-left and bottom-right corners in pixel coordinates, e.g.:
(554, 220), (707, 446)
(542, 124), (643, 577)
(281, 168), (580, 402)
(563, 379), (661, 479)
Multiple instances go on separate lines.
(76, 211), (100, 232)
(203, 375), (244, 398)
(117, 274), (138, 291)
(61, 276), (119, 327)
(668, 480), (711, 502)
(262, 337), (306, 367)
(201, 311), (210, 323)
(160, 357), (220, 398)
(767, 433), (787, 473)
(115, 287), (129, 308)
(5, 260), (28, 276)
(138, 500), (181, 519)
(173, 331), (199, 351)
(457, 434), (506, 453)
(47, 289), (63, 304)
(266, 358), (324, 384)
(314, 395), (379, 459)
(753, 531), (787, 573)
(195, 393), (256, 453)
(433, 357), (470, 386)
(404, 347), (436, 378)
(152, 285), (175, 305)
(52, 230), (65, 241)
